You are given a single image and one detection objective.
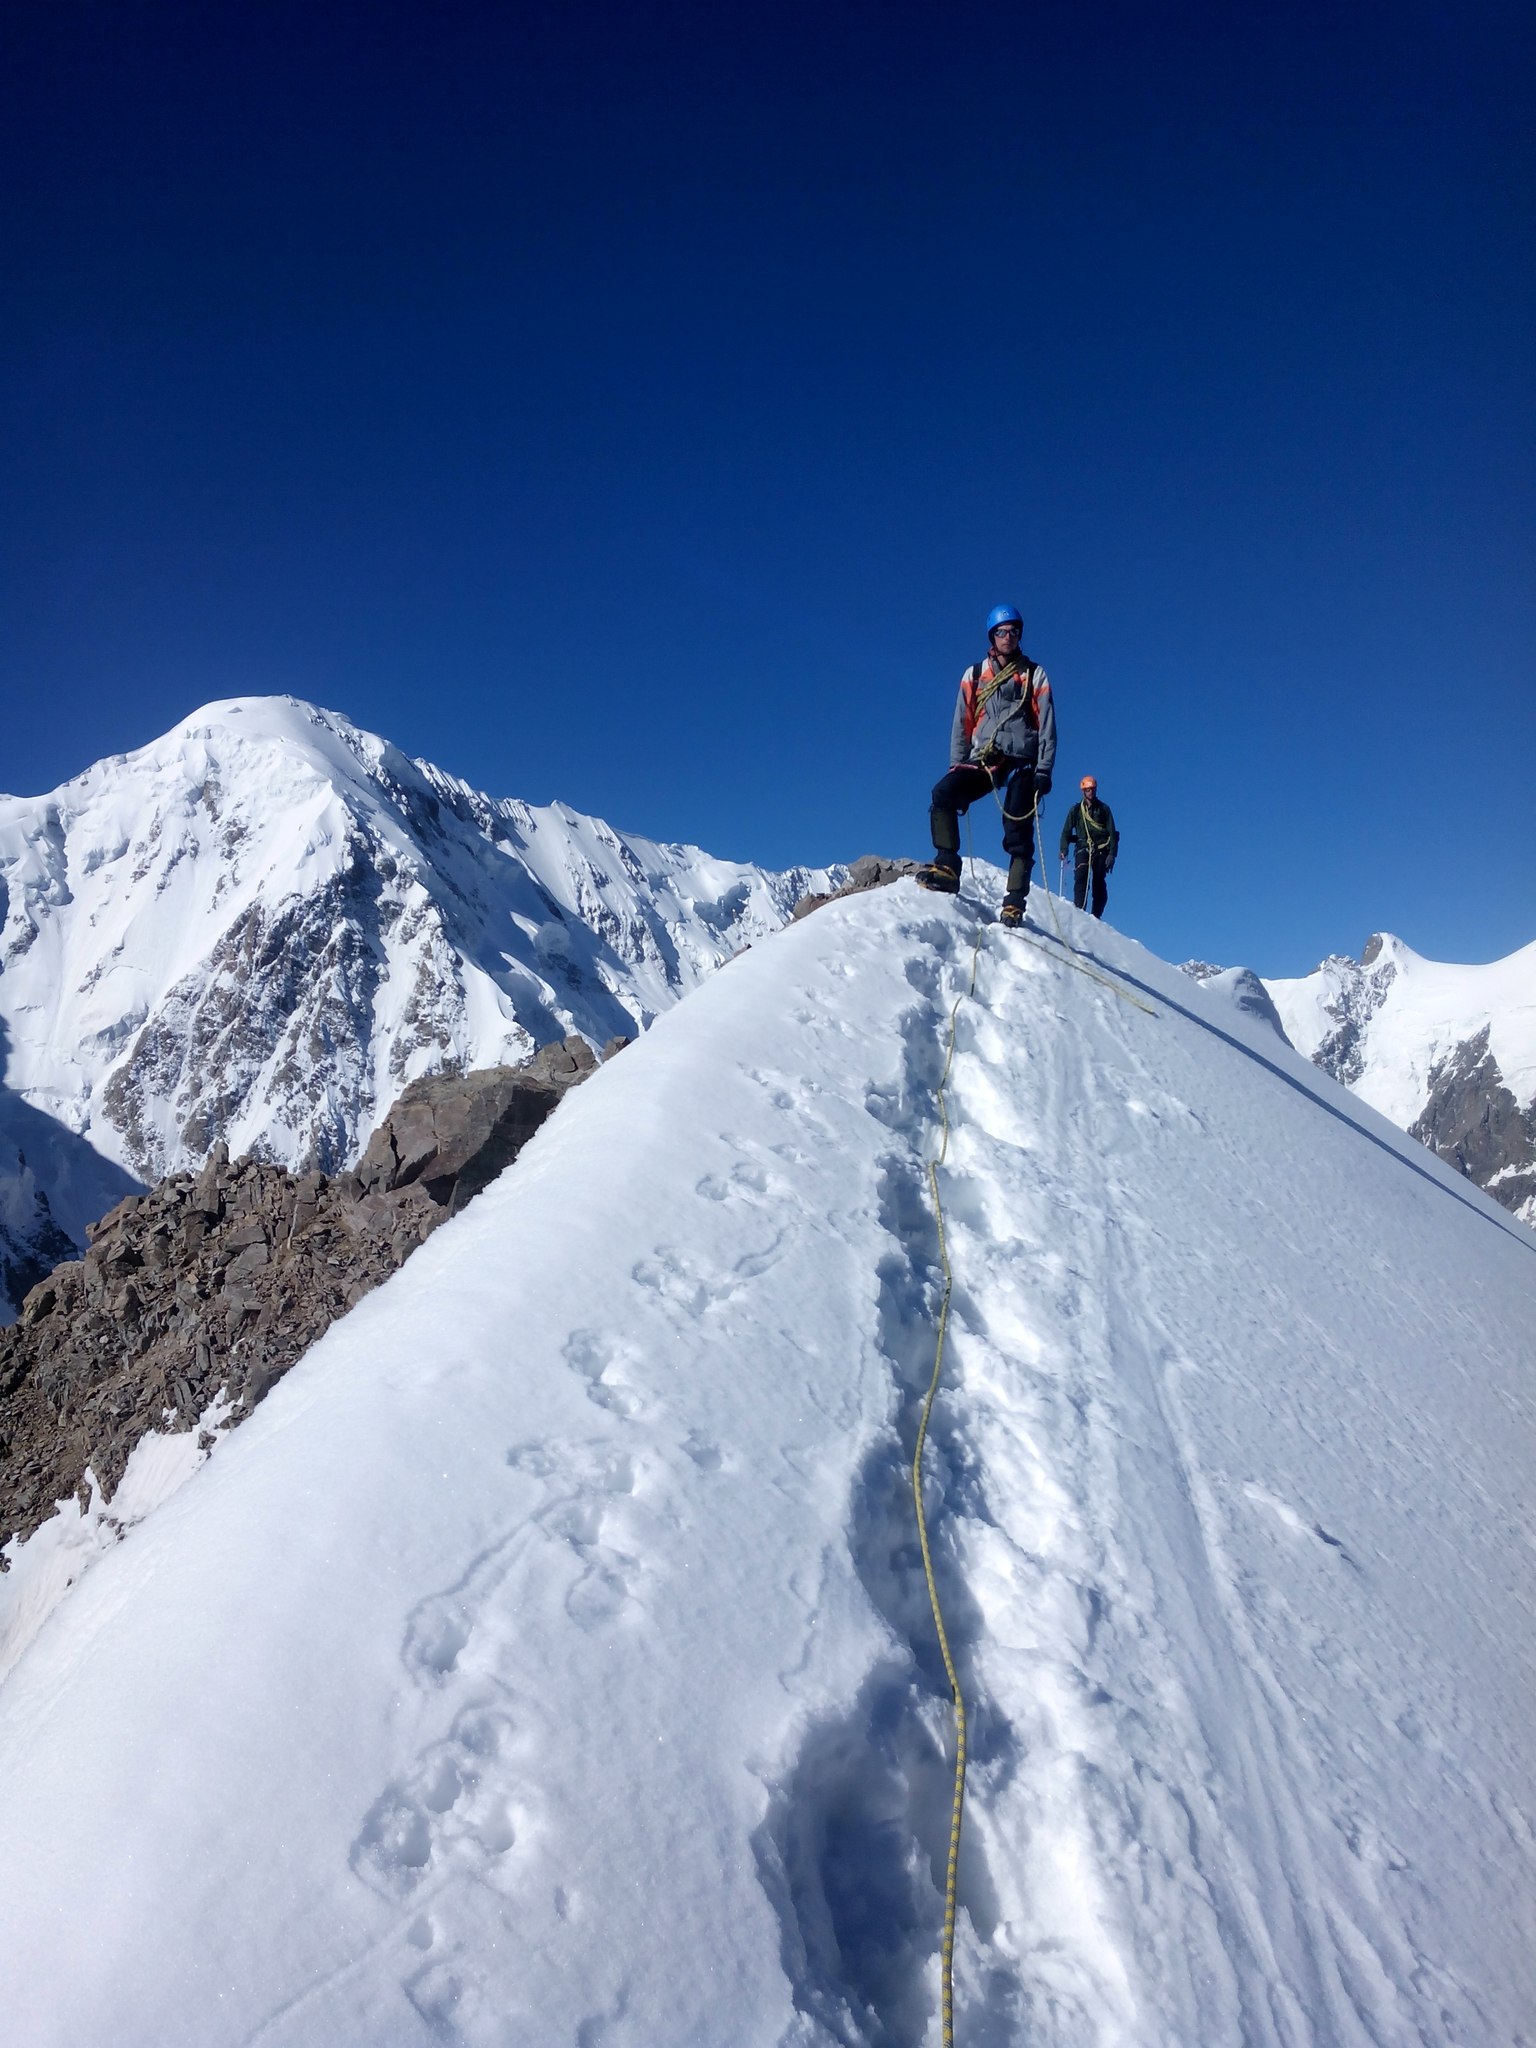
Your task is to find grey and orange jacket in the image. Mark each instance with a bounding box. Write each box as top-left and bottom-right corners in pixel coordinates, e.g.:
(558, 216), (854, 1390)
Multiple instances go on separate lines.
(948, 654), (1057, 775)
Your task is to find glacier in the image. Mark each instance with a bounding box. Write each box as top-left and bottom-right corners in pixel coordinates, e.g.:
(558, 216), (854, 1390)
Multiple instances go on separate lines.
(0, 877), (1530, 2046)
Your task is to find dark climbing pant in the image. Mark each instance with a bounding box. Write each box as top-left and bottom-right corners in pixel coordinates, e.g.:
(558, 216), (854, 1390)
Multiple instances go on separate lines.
(1073, 852), (1109, 919)
(930, 762), (1037, 908)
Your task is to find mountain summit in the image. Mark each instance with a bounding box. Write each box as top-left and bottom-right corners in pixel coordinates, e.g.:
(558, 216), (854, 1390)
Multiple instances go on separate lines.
(0, 881), (1529, 2045)
(0, 699), (835, 1309)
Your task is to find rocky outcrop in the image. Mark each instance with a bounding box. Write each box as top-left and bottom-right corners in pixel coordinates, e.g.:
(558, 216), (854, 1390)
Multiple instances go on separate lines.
(0, 1038), (619, 1550)
(356, 1035), (612, 1213)
(1302, 941), (1399, 1089)
(791, 855), (921, 921)
(1409, 1026), (1536, 1225)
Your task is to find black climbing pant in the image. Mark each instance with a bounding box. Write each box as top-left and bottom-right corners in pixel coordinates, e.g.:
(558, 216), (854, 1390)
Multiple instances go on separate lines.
(930, 762), (1037, 907)
(1073, 852), (1110, 919)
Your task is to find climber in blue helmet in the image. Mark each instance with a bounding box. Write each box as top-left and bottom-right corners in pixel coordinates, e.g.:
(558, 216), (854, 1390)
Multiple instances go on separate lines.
(916, 604), (1057, 928)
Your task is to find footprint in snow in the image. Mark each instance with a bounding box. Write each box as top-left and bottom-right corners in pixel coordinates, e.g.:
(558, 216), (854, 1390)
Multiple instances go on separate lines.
(696, 1153), (774, 1205)
(509, 1435), (639, 1497)
(682, 1430), (723, 1473)
(563, 1327), (649, 1419)
(351, 1701), (534, 1903)
(632, 1245), (737, 1316)
(405, 1955), (517, 2040)
(537, 1483), (645, 1629)
(406, 1602), (472, 1681)
(741, 1066), (835, 1137)
(508, 1434), (650, 1632)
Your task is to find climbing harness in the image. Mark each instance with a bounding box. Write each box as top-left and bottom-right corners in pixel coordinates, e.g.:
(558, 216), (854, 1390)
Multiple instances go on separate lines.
(1071, 797), (1115, 856)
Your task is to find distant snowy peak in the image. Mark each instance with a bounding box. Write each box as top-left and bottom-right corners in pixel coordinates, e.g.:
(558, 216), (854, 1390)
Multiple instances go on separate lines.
(0, 696), (839, 1205)
(1262, 933), (1410, 1096)
(1264, 931), (1536, 1123)
(1262, 933), (1536, 1226)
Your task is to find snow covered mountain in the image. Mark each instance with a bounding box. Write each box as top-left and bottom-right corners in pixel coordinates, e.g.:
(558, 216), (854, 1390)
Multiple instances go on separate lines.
(0, 697), (837, 1311)
(1264, 933), (1536, 1226)
(1, 883), (1531, 2046)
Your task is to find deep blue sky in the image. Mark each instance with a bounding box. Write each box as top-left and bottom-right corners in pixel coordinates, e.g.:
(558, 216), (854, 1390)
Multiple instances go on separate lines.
(4, 0), (1532, 976)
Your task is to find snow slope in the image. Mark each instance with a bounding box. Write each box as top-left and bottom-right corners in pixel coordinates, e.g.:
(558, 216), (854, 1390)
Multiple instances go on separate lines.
(0, 697), (835, 1310)
(0, 883), (1531, 2047)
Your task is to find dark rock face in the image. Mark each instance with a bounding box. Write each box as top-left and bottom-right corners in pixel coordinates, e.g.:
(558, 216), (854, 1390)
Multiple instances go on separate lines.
(100, 849), (396, 1180)
(791, 856), (921, 921)
(1306, 943), (1398, 1089)
(0, 1032), (146, 1325)
(0, 1132), (78, 1320)
(0, 1038), (610, 1550)
(0, 1198), (74, 1325)
(1409, 1026), (1536, 1222)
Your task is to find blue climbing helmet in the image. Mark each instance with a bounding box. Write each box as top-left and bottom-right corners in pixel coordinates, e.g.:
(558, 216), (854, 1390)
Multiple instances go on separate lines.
(986, 603), (1023, 634)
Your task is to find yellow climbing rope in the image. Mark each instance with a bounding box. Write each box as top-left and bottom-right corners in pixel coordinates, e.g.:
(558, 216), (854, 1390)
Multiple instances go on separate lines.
(913, 893), (984, 2046)
(1009, 920), (1159, 1015)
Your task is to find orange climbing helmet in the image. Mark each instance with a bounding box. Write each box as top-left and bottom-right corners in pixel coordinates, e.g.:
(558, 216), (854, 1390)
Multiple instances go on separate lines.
(1080, 775), (1097, 792)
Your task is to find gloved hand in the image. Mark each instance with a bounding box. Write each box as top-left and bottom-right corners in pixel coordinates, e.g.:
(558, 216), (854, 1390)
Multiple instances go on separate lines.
(1105, 857), (1116, 873)
(1034, 769), (1052, 797)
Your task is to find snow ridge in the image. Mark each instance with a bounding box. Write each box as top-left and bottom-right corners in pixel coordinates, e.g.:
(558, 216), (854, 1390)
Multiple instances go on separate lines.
(0, 884), (1530, 2046)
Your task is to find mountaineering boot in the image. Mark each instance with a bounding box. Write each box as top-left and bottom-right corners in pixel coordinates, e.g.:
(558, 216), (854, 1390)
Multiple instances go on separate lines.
(915, 862), (961, 895)
(999, 854), (1030, 927)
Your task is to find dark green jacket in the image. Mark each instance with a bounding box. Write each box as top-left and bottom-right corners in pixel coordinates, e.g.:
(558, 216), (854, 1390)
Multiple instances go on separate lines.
(1059, 798), (1118, 862)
